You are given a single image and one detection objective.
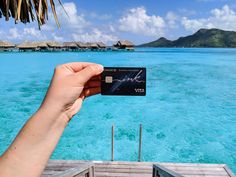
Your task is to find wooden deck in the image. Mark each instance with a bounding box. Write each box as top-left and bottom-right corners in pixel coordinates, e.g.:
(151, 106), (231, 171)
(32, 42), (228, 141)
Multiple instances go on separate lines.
(42, 160), (235, 177)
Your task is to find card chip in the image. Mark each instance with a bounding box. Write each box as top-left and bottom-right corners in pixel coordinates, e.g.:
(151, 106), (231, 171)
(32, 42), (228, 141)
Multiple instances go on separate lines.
(105, 76), (113, 83)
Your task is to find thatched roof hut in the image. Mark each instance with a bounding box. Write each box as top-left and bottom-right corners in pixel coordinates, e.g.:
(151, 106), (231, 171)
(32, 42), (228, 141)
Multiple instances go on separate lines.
(0, 41), (15, 50)
(97, 42), (106, 49)
(77, 42), (87, 49)
(17, 42), (38, 51)
(84, 42), (91, 48)
(63, 42), (77, 47)
(47, 41), (63, 50)
(91, 43), (98, 48)
(87, 42), (99, 50)
(114, 40), (134, 50)
(35, 42), (49, 50)
(63, 42), (78, 51)
(0, 0), (63, 28)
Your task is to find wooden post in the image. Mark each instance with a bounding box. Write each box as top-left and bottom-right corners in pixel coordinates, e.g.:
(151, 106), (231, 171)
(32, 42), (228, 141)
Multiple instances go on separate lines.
(138, 124), (142, 162)
(111, 124), (114, 161)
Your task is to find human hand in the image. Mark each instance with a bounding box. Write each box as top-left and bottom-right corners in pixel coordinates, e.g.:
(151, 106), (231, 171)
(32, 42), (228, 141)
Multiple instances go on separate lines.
(0, 62), (104, 176)
(40, 62), (104, 121)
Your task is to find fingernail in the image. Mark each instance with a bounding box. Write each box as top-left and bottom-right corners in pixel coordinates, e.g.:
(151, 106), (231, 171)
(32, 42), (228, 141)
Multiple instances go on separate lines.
(94, 64), (104, 72)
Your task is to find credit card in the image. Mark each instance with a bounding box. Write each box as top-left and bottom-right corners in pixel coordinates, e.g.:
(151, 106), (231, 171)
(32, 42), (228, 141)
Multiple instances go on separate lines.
(101, 67), (146, 96)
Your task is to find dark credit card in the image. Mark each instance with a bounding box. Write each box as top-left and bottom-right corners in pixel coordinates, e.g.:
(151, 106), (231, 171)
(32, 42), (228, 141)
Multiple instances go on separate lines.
(101, 67), (146, 96)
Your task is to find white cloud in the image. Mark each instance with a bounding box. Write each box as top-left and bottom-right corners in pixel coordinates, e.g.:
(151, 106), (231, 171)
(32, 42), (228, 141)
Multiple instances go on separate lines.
(181, 5), (236, 31)
(59, 2), (89, 29)
(178, 8), (196, 16)
(42, 2), (89, 31)
(4, 27), (47, 41)
(166, 11), (179, 28)
(52, 33), (64, 42)
(8, 28), (21, 39)
(109, 25), (116, 32)
(119, 7), (165, 36)
(90, 12), (112, 20)
(23, 28), (47, 39)
(41, 2), (117, 44)
(0, 31), (3, 39)
(72, 28), (118, 43)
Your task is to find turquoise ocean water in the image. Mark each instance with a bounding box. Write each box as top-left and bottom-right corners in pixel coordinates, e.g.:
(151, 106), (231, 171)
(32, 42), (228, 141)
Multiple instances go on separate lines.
(0, 48), (235, 172)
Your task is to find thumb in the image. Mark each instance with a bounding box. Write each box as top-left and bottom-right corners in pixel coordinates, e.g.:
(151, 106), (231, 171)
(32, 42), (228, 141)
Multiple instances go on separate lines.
(76, 64), (104, 84)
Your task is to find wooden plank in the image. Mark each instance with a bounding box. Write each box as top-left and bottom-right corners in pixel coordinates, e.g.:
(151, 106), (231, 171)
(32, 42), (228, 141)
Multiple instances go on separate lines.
(95, 172), (151, 177)
(170, 170), (227, 175)
(50, 163), (93, 177)
(94, 161), (225, 167)
(42, 161), (93, 176)
(95, 168), (152, 172)
(52, 169), (89, 177)
(42, 160), (234, 177)
(94, 165), (226, 172)
(48, 160), (226, 168)
(47, 160), (91, 165)
(167, 166), (226, 171)
(95, 168), (227, 174)
(95, 169), (151, 174)
(224, 165), (236, 177)
(95, 168), (228, 176)
(44, 166), (85, 171)
(94, 162), (232, 177)
(184, 176), (229, 177)
(95, 164), (225, 170)
(42, 171), (61, 176)
(153, 164), (184, 177)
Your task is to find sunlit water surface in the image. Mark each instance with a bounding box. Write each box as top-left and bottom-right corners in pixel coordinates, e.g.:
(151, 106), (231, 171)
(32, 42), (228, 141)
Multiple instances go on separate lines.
(0, 48), (235, 172)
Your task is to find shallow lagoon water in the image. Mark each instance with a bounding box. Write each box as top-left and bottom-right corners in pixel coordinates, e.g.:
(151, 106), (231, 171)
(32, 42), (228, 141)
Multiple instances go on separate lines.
(0, 48), (235, 172)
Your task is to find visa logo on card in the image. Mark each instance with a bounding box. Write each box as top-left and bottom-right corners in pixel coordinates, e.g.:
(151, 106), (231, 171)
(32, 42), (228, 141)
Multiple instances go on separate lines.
(101, 67), (146, 96)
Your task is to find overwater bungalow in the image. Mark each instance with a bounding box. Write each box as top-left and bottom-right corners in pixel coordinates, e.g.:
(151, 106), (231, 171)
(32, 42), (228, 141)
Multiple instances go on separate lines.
(35, 42), (49, 51)
(63, 42), (78, 51)
(77, 42), (88, 50)
(17, 42), (38, 52)
(47, 41), (64, 51)
(97, 42), (107, 50)
(85, 42), (91, 49)
(0, 41), (15, 51)
(88, 42), (99, 51)
(114, 40), (134, 51)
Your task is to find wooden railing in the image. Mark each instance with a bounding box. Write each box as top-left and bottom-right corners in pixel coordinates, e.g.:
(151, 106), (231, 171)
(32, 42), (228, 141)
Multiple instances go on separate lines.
(51, 162), (94, 177)
(153, 164), (184, 177)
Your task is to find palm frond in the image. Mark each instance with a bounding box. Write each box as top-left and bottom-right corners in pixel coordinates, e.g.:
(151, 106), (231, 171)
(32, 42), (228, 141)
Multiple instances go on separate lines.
(0, 0), (64, 28)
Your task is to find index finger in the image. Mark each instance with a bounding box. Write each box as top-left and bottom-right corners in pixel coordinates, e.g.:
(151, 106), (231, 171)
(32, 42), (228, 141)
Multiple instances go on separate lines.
(61, 62), (97, 73)
(75, 64), (104, 84)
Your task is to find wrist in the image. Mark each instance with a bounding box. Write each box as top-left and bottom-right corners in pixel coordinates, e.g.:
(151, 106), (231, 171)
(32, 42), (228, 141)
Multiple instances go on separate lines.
(37, 103), (70, 127)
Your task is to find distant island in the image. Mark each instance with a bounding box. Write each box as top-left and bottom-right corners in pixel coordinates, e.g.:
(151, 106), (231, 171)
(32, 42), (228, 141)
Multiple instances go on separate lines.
(138, 28), (236, 48)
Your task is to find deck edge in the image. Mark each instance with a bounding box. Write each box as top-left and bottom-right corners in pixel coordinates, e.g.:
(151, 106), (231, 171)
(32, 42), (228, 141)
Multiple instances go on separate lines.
(224, 165), (236, 177)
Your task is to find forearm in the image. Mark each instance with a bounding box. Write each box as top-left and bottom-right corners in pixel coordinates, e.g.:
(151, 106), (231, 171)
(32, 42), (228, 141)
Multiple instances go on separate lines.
(0, 62), (103, 177)
(0, 107), (68, 177)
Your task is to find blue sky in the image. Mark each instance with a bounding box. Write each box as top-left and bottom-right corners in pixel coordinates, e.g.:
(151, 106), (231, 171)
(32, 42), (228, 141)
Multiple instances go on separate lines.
(0, 0), (236, 44)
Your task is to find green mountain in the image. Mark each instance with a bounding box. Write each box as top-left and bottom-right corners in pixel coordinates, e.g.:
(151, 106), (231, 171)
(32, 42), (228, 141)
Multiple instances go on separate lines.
(140, 37), (172, 47)
(139, 28), (236, 48)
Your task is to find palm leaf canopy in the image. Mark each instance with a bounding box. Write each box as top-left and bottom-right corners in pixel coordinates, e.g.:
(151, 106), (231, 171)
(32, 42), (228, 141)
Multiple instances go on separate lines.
(0, 0), (66, 28)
